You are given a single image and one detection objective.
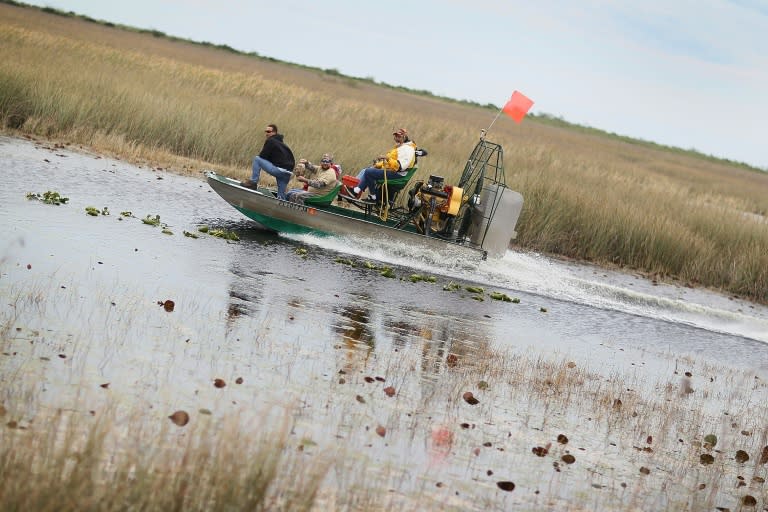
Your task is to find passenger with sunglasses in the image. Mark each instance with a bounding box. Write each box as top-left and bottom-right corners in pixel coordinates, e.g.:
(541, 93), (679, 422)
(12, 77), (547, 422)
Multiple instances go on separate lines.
(241, 123), (295, 200)
(341, 128), (416, 202)
(286, 153), (340, 204)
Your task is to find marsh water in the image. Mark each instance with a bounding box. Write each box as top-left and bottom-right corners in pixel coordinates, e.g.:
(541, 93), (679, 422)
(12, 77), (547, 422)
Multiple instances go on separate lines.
(3, 135), (768, 509)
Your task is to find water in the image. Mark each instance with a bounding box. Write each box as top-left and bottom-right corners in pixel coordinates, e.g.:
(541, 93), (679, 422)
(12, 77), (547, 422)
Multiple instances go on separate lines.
(2, 135), (768, 510)
(2, 134), (768, 375)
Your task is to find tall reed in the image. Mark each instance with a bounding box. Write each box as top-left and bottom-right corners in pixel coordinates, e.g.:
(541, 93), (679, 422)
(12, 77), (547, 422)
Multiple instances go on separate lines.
(1, 3), (767, 302)
(0, 405), (331, 512)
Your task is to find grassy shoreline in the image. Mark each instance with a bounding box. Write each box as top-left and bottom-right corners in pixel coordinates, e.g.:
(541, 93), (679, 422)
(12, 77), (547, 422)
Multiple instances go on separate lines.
(1, 1), (767, 303)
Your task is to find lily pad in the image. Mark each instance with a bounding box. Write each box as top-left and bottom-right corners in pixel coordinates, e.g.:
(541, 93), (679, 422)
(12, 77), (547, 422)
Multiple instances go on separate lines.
(497, 481), (515, 492)
(490, 291), (512, 302)
(168, 410), (189, 426)
(27, 190), (69, 205)
(209, 229), (240, 241)
(142, 214), (161, 226)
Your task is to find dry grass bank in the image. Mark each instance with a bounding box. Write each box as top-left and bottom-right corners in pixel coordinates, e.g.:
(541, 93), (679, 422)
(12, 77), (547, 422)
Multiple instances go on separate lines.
(1, 2), (767, 302)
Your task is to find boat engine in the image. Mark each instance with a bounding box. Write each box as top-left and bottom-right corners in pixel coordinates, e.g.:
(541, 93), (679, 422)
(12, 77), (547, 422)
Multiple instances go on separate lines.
(407, 175), (464, 237)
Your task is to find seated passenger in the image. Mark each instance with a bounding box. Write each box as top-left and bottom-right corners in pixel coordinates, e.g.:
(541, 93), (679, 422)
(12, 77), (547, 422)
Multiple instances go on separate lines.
(286, 153), (339, 204)
(342, 128), (416, 202)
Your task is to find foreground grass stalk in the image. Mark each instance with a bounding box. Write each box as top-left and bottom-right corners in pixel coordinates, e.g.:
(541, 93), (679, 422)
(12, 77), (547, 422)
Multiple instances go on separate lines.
(0, 407), (330, 512)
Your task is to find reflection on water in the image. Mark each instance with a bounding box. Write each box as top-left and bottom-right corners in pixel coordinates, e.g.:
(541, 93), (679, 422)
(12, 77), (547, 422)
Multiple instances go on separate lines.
(334, 301), (375, 374)
(335, 301), (375, 349)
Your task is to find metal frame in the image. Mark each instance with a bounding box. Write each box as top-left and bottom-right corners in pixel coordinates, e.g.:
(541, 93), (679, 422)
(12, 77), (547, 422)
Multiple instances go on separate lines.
(455, 139), (507, 247)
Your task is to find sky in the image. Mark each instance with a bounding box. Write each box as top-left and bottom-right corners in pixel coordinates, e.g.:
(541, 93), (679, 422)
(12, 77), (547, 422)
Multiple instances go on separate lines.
(19, 0), (768, 169)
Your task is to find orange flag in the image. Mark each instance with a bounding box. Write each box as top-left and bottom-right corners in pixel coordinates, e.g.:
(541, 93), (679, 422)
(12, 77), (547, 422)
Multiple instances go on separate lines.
(502, 91), (534, 124)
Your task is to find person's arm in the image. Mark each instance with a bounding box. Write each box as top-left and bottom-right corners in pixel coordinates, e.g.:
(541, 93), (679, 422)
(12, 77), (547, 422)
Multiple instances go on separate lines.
(303, 168), (336, 188)
(304, 177), (327, 188)
(384, 147), (400, 171)
(259, 138), (275, 160)
(298, 158), (316, 173)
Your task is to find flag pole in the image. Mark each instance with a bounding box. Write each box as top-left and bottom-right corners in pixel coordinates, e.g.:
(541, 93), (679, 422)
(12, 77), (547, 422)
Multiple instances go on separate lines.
(471, 91), (532, 184)
(468, 105), (504, 189)
(483, 107), (505, 140)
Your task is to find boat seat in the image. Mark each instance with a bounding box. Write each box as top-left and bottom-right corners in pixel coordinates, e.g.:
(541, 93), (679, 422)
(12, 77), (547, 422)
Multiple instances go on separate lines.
(374, 166), (418, 205)
(303, 182), (342, 206)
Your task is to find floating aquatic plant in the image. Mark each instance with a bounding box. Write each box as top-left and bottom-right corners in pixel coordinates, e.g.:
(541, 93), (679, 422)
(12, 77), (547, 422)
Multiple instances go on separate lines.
(44, 191), (68, 204)
(295, 247), (308, 257)
(26, 190), (69, 205)
(442, 281), (461, 291)
(490, 291), (513, 302)
(465, 286), (484, 294)
(120, 211), (133, 218)
(380, 267), (396, 278)
(84, 206), (108, 216)
(168, 410), (189, 426)
(142, 214), (161, 226)
(157, 299), (174, 312)
(209, 229), (239, 241)
(408, 274), (437, 283)
(161, 228), (173, 235)
(183, 230), (199, 238)
(334, 257), (356, 266)
(197, 225), (209, 233)
(462, 391), (479, 405)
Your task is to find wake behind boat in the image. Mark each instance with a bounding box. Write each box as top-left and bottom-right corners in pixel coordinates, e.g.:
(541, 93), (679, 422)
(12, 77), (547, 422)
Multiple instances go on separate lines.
(206, 138), (523, 260)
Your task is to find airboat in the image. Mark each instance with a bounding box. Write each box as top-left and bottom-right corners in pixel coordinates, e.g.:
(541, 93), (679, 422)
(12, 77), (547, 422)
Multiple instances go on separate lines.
(206, 137), (523, 260)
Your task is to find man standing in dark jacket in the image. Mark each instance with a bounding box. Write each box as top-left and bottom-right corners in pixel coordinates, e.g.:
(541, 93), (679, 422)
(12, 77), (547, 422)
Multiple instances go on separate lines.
(242, 123), (296, 200)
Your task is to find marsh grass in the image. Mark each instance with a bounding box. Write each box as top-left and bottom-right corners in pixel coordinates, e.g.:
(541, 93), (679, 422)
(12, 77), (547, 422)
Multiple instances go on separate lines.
(1, 3), (767, 302)
(0, 405), (332, 512)
(3, 299), (768, 511)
